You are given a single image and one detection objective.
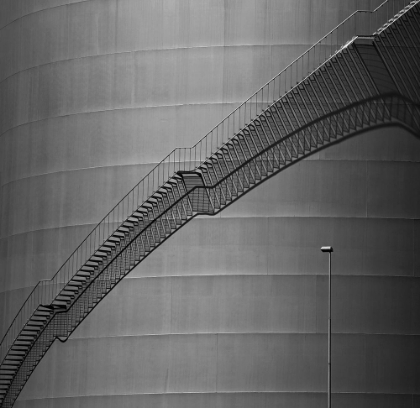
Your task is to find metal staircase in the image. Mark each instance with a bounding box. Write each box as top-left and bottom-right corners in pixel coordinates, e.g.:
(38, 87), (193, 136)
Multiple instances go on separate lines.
(1, 1), (420, 406)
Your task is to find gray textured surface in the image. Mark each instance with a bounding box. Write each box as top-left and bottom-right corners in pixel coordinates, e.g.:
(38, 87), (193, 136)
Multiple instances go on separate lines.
(1, 0), (419, 407)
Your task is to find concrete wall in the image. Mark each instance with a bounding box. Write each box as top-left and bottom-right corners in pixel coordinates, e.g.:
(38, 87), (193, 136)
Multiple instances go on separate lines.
(1, 0), (419, 407)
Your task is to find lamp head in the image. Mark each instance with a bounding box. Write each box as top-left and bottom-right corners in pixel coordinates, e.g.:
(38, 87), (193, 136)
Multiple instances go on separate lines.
(321, 246), (333, 253)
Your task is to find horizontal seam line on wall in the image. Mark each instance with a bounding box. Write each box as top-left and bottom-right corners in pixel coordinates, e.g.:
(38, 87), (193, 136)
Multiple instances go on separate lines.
(66, 332), (420, 341)
(0, 42), (302, 86)
(2, 273), (420, 296)
(1, 215), (419, 242)
(25, 390), (419, 402)
(0, 101), (241, 139)
(0, 0), (90, 32)
(0, 162), (164, 188)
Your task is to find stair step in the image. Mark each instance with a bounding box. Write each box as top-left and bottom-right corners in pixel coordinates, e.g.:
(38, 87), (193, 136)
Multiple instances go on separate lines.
(0, 370), (15, 375)
(32, 313), (52, 320)
(107, 236), (121, 243)
(13, 339), (32, 345)
(61, 285), (80, 292)
(4, 357), (23, 362)
(41, 304), (67, 311)
(25, 320), (45, 326)
(22, 322), (42, 330)
(35, 305), (54, 312)
(77, 270), (93, 277)
(56, 292), (75, 298)
(10, 344), (30, 351)
(8, 350), (26, 355)
(90, 255), (107, 262)
(70, 276), (88, 282)
(1, 362), (20, 367)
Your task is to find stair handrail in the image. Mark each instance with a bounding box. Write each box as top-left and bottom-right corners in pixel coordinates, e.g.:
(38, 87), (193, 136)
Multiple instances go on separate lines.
(1, 0), (414, 364)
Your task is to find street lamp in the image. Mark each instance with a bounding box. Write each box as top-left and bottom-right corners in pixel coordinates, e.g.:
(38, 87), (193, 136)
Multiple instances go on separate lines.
(321, 246), (333, 408)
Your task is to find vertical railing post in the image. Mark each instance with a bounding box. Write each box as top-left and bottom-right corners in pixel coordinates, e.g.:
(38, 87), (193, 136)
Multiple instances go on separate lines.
(328, 250), (331, 408)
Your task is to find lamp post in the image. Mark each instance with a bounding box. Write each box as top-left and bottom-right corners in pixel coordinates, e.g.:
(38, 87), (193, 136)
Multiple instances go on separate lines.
(321, 246), (333, 408)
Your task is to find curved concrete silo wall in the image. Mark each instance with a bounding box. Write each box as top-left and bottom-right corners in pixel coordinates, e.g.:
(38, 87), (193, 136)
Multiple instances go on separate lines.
(1, 0), (419, 407)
